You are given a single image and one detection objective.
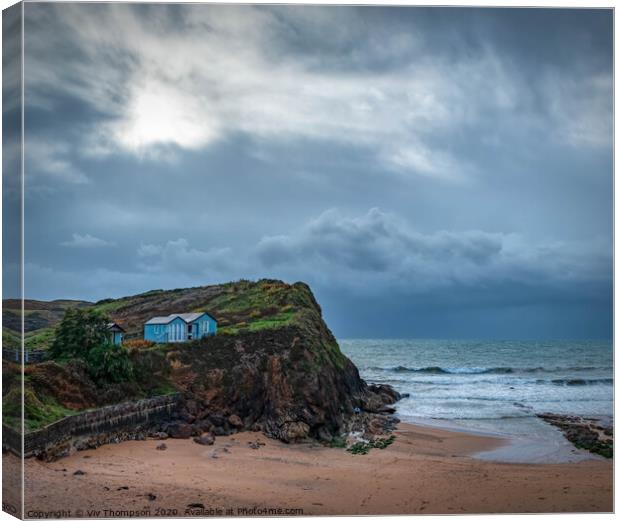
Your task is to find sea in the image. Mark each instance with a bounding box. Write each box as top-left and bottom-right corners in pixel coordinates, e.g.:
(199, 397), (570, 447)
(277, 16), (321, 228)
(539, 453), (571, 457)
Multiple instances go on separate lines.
(339, 339), (613, 463)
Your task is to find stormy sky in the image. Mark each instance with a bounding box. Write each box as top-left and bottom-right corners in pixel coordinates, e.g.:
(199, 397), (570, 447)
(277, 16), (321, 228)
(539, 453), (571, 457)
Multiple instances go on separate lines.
(4, 4), (613, 339)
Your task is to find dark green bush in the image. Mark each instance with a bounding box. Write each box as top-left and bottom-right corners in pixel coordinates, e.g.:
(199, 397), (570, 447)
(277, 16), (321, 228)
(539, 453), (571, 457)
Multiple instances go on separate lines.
(50, 308), (111, 359)
(50, 308), (134, 384)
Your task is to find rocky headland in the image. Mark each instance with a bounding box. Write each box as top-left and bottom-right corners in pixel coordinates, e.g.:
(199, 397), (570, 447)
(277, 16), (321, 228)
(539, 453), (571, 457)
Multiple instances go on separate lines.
(3, 280), (402, 459)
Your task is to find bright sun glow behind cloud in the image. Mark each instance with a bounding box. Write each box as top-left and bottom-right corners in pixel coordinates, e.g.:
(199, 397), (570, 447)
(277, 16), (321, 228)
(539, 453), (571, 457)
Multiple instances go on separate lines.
(23, 5), (612, 179)
(108, 81), (220, 154)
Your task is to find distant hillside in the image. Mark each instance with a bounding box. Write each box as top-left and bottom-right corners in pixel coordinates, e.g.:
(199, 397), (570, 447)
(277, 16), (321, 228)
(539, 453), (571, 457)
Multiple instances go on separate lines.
(3, 299), (91, 350)
(3, 299), (92, 332)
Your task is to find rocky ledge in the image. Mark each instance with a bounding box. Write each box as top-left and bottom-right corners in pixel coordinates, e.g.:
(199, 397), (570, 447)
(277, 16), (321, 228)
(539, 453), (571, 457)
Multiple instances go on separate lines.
(149, 384), (402, 450)
(145, 339), (403, 445)
(538, 413), (613, 459)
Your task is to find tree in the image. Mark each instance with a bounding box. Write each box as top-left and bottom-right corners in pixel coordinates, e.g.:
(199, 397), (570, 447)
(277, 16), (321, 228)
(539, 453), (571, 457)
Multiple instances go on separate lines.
(51, 308), (111, 359)
(50, 308), (134, 383)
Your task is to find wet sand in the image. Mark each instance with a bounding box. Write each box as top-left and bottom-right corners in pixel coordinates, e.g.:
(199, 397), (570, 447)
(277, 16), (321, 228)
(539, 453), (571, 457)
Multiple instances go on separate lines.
(4, 422), (613, 517)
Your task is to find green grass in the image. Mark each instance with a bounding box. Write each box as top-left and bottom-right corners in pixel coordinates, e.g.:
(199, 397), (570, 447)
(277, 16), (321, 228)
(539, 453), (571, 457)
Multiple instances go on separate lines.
(3, 328), (20, 349)
(24, 401), (78, 431)
(3, 387), (79, 432)
(25, 327), (56, 350)
(92, 299), (128, 314)
(207, 280), (291, 314)
(219, 310), (297, 335)
(3, 327), (57, 350)
(204, 280), (305, 334)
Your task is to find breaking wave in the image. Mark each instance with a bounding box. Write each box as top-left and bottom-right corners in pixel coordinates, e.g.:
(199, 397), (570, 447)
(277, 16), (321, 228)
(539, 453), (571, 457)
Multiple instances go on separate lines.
(369, 365), (609, 375)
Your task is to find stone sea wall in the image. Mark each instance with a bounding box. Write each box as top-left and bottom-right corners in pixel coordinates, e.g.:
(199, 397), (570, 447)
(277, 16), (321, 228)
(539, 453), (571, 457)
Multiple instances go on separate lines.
(3, 394), (181, 460)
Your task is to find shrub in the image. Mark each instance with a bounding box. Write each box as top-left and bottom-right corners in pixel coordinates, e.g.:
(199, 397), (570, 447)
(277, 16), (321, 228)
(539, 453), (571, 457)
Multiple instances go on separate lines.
(50, 308), (135, 384)
(50, 308), (111, 359)
(124, 339), (155, 350)
(87, 343), (134, 383)
(347, 442), (371, 455)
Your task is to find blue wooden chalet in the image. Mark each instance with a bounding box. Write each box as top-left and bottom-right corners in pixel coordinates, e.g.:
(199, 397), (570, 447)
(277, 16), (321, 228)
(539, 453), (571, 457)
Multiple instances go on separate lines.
(144, 312), (217, 343)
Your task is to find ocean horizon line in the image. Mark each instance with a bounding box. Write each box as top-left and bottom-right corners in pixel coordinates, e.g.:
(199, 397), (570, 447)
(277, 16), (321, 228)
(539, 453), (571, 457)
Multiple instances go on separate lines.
(336, 337), (613, 343)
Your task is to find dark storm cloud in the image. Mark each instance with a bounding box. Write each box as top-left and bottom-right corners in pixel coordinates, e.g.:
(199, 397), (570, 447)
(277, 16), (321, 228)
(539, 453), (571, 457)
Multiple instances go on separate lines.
(255, 208), (610, 298)
(22, 4), (611, 168)
(257, 208), (504, 273)
(3, 2), (22, 299)
(13, 4), (613, 338)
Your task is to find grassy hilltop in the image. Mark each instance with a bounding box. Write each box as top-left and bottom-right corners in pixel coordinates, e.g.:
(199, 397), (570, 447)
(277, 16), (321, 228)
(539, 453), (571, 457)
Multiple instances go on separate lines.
(93, 278), (312, 338)
(3, 279), (317, 350)
(4, 280), (387, 439)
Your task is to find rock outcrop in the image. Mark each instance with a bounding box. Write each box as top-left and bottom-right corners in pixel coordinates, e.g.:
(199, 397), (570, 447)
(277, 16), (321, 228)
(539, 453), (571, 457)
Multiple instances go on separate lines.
(538, 413), (613, 458)
(155, 283), (401, 442)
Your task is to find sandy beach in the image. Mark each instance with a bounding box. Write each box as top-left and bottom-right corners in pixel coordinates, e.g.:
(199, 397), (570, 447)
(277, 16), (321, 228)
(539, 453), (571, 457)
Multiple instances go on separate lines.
(3, 422), (612, 517)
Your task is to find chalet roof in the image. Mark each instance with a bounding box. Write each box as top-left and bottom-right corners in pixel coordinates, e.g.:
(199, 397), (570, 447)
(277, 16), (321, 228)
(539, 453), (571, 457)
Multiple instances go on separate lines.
(175, 312), (206, 323)
(107, 322), (125, 332)
(144, 315), (180, 325)
(145, 312), (217, 325)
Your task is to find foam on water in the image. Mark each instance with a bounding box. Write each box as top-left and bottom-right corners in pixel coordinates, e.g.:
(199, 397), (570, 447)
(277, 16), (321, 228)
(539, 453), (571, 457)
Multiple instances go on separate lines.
(340, 339), (613, 463)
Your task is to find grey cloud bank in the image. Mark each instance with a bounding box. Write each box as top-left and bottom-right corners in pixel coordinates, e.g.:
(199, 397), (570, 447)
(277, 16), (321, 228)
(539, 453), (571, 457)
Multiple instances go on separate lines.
(7, 4), (612, 338)
(256, 208), (610, 296)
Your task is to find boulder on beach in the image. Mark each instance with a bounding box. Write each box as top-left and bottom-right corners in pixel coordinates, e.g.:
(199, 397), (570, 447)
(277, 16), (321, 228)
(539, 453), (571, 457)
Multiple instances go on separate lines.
(194, 432), (215, 446)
